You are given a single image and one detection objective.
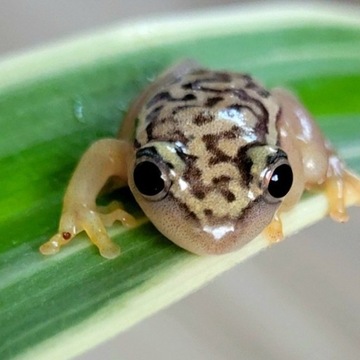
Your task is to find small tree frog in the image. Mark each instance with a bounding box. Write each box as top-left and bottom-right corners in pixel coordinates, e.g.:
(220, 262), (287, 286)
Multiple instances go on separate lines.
(40, 60), (360, 258)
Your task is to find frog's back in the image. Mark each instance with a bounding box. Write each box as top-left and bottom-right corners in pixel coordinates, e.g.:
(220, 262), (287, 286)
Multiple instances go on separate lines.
(134, 68), (281, 150)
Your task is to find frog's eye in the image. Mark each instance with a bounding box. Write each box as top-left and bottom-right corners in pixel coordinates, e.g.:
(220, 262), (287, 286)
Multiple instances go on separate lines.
(262, 158), (293, 203)
(133, 158), (171, 201)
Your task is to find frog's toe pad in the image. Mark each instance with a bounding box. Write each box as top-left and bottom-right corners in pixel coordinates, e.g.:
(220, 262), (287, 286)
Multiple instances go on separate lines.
(99, 243), (121, 259)
(39, 234), (62, 255)
(329, 208), (349, 223)
(264, 217), (284, 244)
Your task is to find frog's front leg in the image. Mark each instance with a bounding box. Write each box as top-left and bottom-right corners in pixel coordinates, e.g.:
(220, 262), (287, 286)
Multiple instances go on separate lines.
(40, 139), (135, 259)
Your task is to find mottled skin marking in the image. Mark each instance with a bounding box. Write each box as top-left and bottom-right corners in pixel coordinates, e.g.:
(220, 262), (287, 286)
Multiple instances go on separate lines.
(135, 69), (280, 224)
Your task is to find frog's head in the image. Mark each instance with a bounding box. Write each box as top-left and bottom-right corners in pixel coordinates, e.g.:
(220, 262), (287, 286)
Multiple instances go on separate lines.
(128, 141), (293, 254)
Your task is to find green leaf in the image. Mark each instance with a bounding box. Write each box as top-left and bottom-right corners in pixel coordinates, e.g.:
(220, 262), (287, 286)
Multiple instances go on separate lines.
(1, 5), (359, 359)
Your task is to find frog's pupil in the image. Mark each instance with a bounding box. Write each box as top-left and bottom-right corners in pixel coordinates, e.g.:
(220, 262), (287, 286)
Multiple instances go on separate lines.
(268, 164), (293, 198)
(134, 161), (165, 196)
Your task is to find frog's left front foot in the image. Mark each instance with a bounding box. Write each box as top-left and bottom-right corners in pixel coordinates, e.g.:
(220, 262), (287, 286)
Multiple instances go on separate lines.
(264, 214), (284, 244)
(40, 203), (136, 259)
(322, 155), (360, 222)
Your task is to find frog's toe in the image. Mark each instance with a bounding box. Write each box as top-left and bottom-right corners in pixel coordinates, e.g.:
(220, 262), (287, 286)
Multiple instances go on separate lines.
(264, 215), (284, 244)
(39, 233), (62, 255)
(99, 242), (121, 259)
(324, 170), (360, 223)
(329, 207), (349, 223)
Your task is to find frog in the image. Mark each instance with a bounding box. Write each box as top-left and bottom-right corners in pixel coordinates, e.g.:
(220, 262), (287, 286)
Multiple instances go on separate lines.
(39, 60), (360, 259)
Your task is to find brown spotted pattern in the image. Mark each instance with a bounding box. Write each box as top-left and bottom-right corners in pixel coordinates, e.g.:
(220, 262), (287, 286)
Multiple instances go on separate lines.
(135, 69), (281, 224)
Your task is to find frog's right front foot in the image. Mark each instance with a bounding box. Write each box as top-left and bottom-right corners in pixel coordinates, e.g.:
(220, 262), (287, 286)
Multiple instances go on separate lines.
(40, 203), (136, 259)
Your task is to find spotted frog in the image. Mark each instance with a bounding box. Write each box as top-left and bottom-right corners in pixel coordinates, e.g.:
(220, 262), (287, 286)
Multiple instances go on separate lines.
(40, 60), (360, 258)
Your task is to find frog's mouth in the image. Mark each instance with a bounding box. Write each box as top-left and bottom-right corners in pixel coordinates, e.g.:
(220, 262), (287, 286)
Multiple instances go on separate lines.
(136, 190), (280, 256)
